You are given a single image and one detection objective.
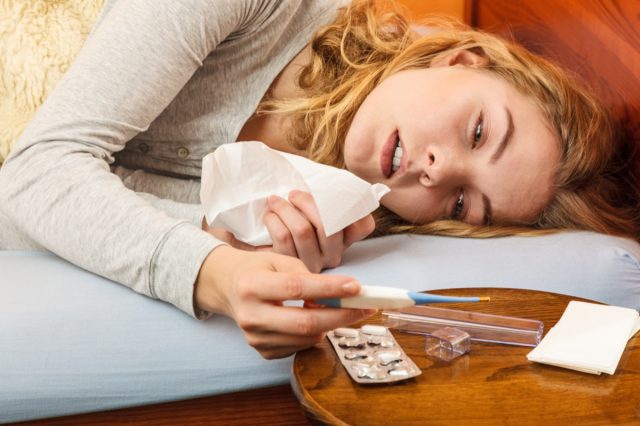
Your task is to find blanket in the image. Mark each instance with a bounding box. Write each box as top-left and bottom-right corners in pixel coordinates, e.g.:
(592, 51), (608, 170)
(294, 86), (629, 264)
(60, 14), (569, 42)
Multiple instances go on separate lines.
(0, 0), (104, 164)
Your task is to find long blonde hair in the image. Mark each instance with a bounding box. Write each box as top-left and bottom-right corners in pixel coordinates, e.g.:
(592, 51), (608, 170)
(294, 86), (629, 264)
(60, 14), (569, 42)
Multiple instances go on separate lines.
(263, 0), (640, 240)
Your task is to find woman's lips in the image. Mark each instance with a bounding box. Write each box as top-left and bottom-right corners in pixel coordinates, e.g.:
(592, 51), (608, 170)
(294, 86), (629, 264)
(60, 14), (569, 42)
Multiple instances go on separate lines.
(381, 129), (398, 178)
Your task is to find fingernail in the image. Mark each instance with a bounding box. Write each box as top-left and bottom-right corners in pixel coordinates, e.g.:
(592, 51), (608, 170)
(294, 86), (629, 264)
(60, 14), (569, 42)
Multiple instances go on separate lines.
(267, 195), (279, 205)
(364, 308), (378, 316)
(342, 281), (360, 294)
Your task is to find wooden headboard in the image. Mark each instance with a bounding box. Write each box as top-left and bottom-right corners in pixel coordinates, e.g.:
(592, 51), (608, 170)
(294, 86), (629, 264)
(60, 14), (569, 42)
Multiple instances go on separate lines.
(470, 0), (640, 175)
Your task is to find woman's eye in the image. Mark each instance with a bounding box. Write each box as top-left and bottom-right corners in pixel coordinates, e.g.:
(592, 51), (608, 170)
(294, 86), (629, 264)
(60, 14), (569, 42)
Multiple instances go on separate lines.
(472, 114), (483, 148)
(452, 191), (464, 219)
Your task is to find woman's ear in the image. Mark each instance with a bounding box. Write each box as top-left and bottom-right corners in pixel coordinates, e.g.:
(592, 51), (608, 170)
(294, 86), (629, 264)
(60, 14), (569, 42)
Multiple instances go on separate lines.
(431, 48), (489, 68)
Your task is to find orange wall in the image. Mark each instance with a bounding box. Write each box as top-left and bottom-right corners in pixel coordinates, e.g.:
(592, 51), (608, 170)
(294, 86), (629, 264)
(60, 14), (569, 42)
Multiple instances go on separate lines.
(397, 0), (468, 22)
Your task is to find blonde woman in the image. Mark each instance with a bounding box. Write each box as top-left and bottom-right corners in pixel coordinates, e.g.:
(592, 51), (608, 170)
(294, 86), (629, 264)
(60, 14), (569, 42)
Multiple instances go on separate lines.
(0, 0), (637, 359)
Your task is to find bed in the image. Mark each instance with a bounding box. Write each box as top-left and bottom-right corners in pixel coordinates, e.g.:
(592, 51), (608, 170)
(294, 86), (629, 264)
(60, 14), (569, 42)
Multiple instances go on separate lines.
(3, 0), (640, 424)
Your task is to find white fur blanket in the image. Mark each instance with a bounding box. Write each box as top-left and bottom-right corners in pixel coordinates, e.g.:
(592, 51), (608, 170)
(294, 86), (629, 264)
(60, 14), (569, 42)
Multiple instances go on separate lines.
(0, 0), (104, 164)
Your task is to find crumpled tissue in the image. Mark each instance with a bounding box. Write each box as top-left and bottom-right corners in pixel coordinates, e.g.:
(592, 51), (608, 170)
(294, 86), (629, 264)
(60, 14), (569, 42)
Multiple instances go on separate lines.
(200, 142), (390, 246)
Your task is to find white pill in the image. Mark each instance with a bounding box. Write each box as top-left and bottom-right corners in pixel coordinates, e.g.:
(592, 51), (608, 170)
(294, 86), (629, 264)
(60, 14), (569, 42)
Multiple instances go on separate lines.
(377, 350), (402, 365)
(366, 335), (382, 345)
(380, 338), (395, 348)
(351, 359), (376, 370)
(344, 350), (369, 361)
(389, 368), (410, 377)
(338, 337), (366, 349)
(334, 327), (359, 338)
(356, 365), (387, 380)
(361, 325), (387, 336)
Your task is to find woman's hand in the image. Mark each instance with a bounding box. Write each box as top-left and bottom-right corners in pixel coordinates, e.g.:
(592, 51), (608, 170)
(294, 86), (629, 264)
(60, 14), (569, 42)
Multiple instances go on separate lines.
(195, 245), (376, 359)
(202, 190), (376, 272)
(263, 190), (375, 272)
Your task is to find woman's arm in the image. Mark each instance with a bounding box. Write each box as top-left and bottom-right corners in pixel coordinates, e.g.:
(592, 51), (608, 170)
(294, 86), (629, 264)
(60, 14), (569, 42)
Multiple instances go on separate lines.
(0, 0), (264, 316)
(112, 165), (203, 226)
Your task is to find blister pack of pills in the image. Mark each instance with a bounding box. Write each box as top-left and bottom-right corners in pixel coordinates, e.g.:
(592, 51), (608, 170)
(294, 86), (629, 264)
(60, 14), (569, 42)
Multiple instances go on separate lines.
(326, 325), (422, 384)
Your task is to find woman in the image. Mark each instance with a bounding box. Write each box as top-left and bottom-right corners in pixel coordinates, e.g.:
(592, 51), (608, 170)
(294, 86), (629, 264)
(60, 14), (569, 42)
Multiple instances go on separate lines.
(0, 0), (637, 359)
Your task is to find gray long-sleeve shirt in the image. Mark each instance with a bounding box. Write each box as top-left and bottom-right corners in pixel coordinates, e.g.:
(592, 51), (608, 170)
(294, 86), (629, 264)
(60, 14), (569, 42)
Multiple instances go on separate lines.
(0, 0), (342, 317)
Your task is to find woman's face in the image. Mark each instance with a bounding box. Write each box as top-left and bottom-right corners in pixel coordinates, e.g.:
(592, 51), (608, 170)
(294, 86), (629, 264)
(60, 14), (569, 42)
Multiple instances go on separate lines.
(343, 61), (560, 226)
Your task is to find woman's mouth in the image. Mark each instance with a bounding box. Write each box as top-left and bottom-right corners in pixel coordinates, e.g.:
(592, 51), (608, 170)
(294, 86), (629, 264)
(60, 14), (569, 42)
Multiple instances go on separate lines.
(392, 138), (403, 173)
(381, 130), (404, 178)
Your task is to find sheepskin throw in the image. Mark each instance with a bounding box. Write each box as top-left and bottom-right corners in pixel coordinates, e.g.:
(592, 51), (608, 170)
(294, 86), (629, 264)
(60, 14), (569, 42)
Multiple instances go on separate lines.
(0, 0), (104, 164)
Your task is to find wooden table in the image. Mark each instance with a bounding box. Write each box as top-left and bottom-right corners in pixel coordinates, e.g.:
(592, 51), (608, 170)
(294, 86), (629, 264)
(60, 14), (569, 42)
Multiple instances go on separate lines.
(292, 288), (640, 425)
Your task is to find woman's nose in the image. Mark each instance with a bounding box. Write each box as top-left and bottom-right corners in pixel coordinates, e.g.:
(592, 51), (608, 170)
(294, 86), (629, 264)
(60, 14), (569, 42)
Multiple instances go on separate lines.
(419, 146), (461, 187)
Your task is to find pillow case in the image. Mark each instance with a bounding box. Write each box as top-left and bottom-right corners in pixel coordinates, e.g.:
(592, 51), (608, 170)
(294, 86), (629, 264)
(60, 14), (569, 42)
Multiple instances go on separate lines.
(2, 231), (639, 422)
(335, 231), (640, 310)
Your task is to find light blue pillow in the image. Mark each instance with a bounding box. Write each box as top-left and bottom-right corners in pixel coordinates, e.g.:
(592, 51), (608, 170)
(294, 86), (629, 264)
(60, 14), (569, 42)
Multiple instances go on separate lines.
(1, 251), (291, 423)
(335, 231), (640, 310)
(1, 231), (639, 422)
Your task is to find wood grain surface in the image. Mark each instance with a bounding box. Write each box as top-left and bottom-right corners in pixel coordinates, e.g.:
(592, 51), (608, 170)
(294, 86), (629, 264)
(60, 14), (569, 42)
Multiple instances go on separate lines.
(292, 288), (640, 425)
(471, 0), (640, 176)
(11, 385), (308, 426)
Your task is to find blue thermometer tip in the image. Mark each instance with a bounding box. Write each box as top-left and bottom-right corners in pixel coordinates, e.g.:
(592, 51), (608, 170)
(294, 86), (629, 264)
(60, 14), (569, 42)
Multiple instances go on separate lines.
(407, 291), (480, 305)
(317, 298), (341, 308)
(408, 292), (488, 304)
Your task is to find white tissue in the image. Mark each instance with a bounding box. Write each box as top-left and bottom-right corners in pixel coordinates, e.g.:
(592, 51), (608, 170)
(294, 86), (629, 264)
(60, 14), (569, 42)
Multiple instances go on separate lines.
(200, 142), (390, 246)
(526, 301), (640, 375)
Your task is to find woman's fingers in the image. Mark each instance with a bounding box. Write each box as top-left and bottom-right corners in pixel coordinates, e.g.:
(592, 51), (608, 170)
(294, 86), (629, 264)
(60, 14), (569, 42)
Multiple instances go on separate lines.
(266, 194), (324, 271)
(287, 190), (345, 268)
(287, 190), (374, 248)
(242, 330), (325, 355)
(237, 300), (375, 359)
(263, 191), (372, 271)
(202, 192), (374, 276)
(342, 214), (376, 247)
(229, 262), (377, 359)
(243, 305), (376, 359)
(263, 210), (298, 258)
(234, 270), (375, 334)
(237, 267), (360, 302)
(242, 303), (375, 337)
(198, 246), (376, 360)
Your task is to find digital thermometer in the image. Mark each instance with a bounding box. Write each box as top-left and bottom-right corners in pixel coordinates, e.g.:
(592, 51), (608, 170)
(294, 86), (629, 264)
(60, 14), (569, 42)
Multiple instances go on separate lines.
(317, 285), (489, 309)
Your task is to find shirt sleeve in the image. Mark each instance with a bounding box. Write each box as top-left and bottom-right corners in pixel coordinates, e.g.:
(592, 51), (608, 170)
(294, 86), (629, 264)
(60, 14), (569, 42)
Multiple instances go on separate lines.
(0, 0), (261, 317)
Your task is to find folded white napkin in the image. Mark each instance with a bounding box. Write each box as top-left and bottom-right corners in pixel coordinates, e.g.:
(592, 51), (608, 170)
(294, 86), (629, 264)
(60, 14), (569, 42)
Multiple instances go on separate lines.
(527, 301), (640, 375)
(200, 142), (390, 246)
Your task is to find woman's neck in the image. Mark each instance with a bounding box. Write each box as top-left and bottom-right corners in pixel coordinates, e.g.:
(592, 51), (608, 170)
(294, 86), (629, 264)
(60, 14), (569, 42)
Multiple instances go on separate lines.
(236, 44), (312, 156)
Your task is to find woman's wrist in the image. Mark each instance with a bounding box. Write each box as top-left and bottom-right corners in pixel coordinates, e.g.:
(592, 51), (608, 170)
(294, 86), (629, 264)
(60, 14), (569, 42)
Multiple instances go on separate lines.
(194, 244), (235, 316)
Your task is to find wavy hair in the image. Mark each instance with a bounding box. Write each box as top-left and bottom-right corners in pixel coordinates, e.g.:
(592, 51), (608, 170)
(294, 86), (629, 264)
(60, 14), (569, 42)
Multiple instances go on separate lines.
(262, 0), (640, 240)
